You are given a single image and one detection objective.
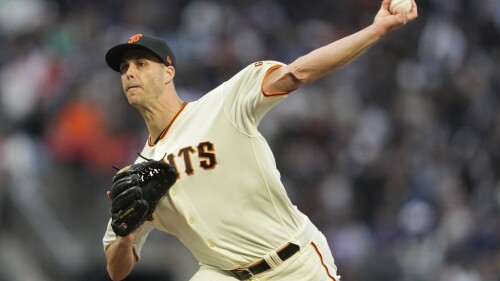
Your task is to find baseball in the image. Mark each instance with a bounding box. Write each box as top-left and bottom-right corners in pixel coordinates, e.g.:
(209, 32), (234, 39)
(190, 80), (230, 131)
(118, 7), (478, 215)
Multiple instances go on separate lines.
(389, 0), (413, 13)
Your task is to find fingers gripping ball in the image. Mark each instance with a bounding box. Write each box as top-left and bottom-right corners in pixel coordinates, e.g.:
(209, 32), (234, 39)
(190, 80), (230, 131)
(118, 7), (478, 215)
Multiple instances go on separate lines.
(110, 159), (178, 236)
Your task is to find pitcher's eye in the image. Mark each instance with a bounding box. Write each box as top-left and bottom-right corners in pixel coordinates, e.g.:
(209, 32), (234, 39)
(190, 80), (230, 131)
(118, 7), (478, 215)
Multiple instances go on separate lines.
(119, 64), (129, 74)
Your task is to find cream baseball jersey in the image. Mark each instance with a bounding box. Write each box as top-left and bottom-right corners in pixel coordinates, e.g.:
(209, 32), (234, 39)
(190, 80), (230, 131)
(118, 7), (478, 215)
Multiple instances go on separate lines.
(103, 60), (313, 270)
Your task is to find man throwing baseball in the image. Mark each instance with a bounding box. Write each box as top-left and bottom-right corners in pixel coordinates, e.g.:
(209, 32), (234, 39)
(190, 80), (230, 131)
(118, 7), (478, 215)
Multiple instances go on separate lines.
(102, 1), (418, 280)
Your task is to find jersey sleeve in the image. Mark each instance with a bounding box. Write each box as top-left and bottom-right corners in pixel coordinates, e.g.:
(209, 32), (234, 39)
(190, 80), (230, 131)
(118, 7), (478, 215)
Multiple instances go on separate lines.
(219, 60), (290, 134)
(102, 219), (155, 260)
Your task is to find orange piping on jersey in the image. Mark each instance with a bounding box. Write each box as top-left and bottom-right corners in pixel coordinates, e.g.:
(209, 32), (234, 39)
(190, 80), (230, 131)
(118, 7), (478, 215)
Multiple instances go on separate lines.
(310, 242), (337, 281)
(148, 102), (188, 146)
(261, 65), (290, 97)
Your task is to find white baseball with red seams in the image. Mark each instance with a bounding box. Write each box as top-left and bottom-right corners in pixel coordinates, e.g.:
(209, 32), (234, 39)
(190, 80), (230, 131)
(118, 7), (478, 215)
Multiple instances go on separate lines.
(390, 0), (412, 13)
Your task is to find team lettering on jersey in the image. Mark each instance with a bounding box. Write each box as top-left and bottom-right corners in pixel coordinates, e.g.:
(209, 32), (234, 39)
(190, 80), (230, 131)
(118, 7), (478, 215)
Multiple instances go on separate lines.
(162, 141), (217, 178)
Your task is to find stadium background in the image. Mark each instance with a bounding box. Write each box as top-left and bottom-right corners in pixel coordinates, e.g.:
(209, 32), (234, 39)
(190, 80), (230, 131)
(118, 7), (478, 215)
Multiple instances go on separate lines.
(0, 0), (499, 280)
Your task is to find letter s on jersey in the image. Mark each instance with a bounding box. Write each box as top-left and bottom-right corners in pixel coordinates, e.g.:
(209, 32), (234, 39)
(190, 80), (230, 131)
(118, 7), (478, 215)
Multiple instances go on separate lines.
(163, 141), (217, 178)
(198, 142), (217, 170)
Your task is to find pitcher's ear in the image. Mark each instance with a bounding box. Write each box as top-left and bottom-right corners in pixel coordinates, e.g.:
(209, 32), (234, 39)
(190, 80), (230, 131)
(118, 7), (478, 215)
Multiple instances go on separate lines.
(164, 65), (176, 83)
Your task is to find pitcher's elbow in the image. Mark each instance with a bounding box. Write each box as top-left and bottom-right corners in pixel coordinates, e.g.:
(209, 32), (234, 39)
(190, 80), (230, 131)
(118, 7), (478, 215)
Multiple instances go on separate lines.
(289, 60), (313, 86)
(107, 265), (130, 281)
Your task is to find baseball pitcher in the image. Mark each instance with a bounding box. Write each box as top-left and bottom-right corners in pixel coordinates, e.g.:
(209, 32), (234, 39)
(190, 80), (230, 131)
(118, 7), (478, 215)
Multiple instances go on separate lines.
(102, 1), (418, 280)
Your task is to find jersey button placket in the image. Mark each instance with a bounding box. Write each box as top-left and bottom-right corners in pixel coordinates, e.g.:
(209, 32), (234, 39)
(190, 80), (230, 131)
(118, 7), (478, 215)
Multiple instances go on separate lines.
(169, 189), (177, 196)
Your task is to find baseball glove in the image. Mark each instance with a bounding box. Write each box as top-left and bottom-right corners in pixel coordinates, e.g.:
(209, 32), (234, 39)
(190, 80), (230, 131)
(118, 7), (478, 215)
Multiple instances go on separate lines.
(110, 158), (177, 236)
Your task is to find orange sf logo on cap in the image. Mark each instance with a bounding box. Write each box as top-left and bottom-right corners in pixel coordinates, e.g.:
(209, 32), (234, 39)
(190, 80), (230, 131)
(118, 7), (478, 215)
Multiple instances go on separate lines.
(128, 34), (143, 43)
(166, 56), (172, 65)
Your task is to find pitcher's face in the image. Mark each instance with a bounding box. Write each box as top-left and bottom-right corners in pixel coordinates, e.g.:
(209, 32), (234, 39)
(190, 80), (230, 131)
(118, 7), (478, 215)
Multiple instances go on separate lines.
(119, 50), (166, 107)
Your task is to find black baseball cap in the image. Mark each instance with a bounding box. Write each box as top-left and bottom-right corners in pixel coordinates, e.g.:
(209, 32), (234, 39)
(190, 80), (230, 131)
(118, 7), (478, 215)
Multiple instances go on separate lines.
(105, 34), (176, 72)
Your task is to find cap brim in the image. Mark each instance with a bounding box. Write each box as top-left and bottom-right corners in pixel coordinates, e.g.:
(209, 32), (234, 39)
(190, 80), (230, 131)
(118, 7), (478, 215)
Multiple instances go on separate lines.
(105, 43), (160, 72)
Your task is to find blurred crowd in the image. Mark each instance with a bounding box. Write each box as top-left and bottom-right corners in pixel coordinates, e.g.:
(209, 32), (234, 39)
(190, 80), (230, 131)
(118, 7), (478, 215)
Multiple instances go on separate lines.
(0, 0), (499, 280)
